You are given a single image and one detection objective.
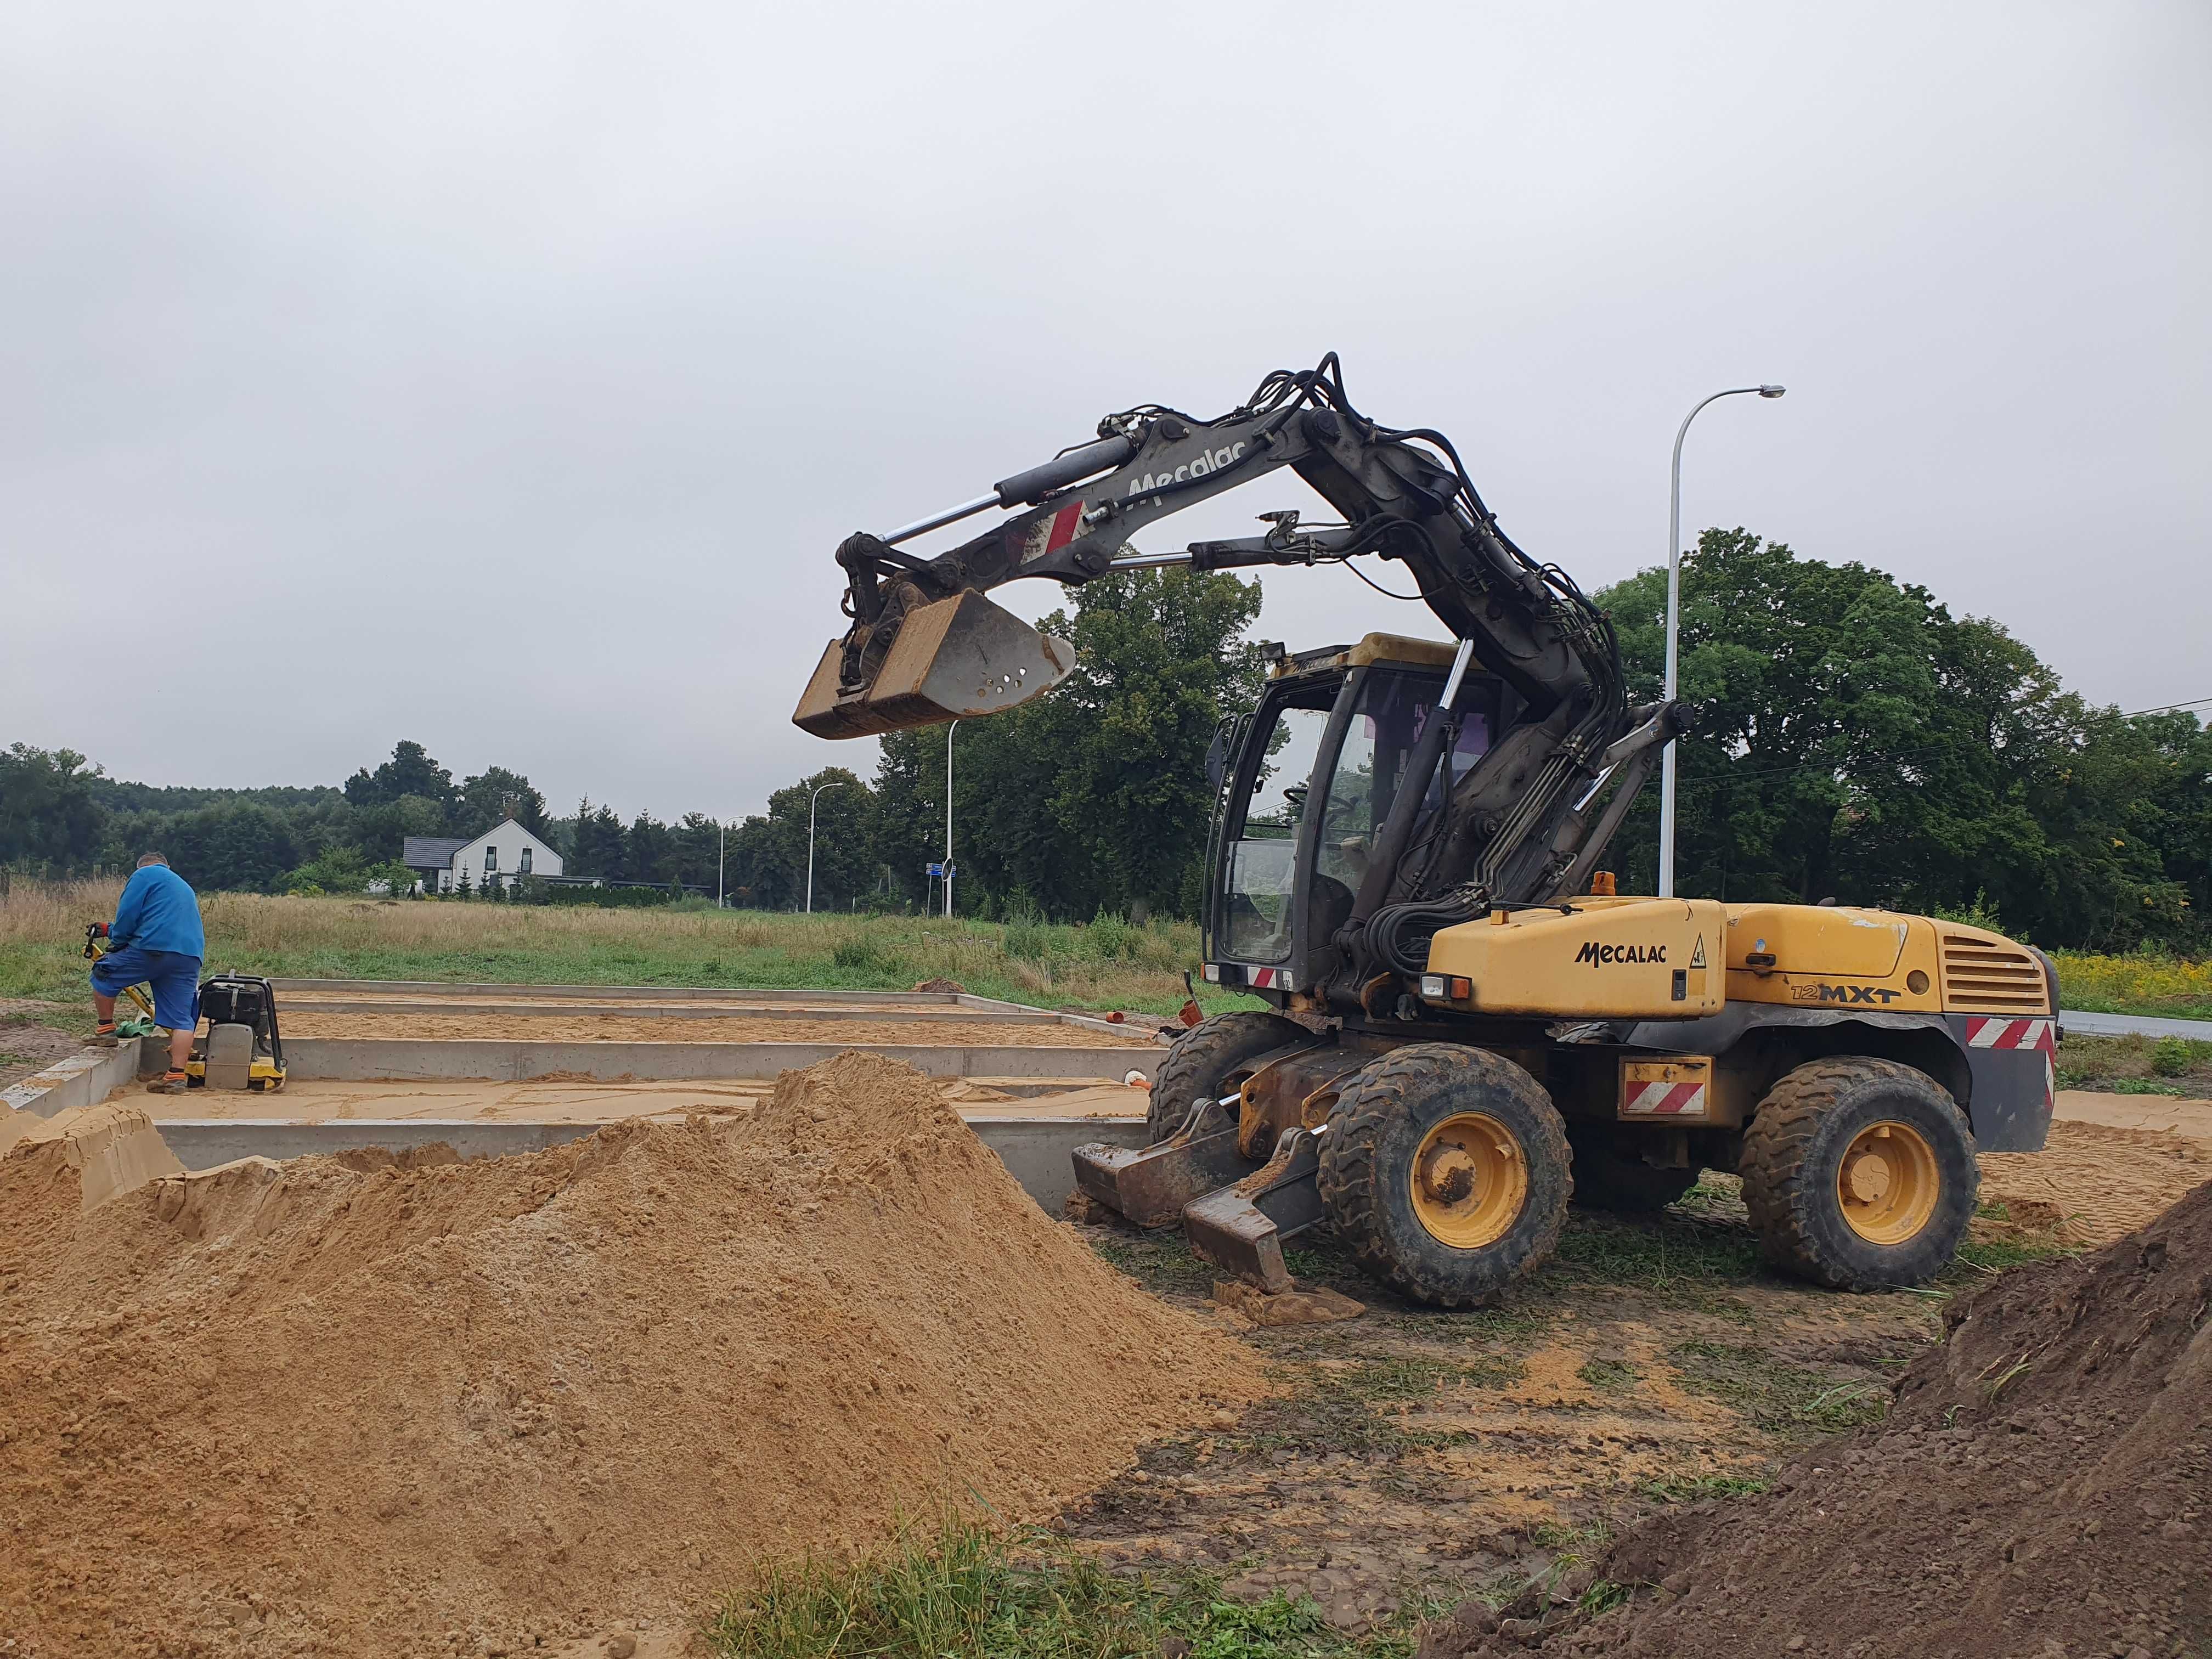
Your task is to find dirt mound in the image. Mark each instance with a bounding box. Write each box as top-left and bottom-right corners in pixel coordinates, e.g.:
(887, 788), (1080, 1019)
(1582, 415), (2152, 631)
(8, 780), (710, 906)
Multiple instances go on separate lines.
(0, 1051), (1262, 1657)
(1421, 1176), (2212, 1659)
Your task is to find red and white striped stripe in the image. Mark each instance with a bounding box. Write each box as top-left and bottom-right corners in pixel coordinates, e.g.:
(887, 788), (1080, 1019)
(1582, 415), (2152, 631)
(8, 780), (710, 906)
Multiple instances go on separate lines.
(1965, 1017), (2054, 1052)
(1021, 501), (1087, 565)
(1623, 1080), (1708, 1116)
(1248, 967), (1279, 989)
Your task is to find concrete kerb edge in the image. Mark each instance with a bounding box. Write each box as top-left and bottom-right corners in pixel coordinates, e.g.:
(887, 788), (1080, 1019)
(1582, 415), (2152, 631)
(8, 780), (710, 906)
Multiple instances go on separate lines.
(266, 978), (1152, 1038)
(280, 1037), (1160, 1082)
(1, 1040), (148, 1120)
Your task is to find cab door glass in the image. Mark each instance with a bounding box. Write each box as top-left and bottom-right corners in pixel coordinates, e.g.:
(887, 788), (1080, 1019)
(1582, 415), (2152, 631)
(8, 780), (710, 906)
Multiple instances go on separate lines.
(1316, 673), (1488, 898)
(1222, 704), (1329, 962)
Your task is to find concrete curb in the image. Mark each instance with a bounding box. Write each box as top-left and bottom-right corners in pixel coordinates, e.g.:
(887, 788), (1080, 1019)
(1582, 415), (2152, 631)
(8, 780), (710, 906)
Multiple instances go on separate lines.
(281, 1037), (1159, 1083)
(154, 1116), (1151, 1213)
(266, 979), (1143, 1037)
(2, 1040), (149, 1120)
(281, 998), (1076, 1026)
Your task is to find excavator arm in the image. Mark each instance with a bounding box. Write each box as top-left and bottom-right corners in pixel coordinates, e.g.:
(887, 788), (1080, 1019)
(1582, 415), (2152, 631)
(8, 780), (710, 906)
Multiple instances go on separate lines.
(793, 356), (1682, 956)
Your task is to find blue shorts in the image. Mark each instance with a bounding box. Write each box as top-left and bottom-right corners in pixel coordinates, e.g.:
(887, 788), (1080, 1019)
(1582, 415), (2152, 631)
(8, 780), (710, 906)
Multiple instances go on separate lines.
(91, 946), (202, 1031)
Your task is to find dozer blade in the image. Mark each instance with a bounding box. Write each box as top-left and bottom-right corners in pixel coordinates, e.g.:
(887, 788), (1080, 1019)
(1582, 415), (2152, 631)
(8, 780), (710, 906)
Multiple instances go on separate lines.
(1181, 1126), (1328, 1294)
(1073, 1097), (1256, 1228)
(793, 590), (1076, 739)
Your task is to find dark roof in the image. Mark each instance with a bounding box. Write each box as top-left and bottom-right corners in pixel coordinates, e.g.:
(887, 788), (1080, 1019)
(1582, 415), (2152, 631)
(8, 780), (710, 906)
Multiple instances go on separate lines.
(400, 836), (470, 868)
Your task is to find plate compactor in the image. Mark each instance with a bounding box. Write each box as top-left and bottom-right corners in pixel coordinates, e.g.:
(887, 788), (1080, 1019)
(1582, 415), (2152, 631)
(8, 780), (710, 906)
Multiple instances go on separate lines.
(794, 355), (2058, 1304)
(185, 974), (287, 1092)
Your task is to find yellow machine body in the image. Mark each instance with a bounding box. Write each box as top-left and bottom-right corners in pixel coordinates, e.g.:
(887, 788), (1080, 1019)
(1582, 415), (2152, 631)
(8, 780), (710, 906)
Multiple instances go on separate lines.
(181, 1056), (286, 1092)
(1423, 898), (1728, 1018)
(1421, 900), (2048, 1022)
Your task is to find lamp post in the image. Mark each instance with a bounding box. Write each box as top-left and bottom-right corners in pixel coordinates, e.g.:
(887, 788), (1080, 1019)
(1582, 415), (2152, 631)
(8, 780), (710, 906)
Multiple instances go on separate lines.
(717, 820), (725, 909)
(1659, 383), (1785, 899)
(944, 719), (960, 919)
(805, 781), (845, 913)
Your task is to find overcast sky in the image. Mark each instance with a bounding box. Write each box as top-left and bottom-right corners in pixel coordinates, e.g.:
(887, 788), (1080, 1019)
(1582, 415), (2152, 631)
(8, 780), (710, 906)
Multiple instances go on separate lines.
(5, 2), (2205, 822)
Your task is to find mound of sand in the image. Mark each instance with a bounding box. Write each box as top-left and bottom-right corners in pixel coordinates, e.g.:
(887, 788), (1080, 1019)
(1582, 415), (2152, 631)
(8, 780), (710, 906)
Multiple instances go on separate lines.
(0, 1052), (1262, 1657)
(1421, 1176), (2212, 1659)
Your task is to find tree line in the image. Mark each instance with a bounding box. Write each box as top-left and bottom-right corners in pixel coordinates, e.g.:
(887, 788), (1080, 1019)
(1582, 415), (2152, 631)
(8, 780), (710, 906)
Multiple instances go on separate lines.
(3, 539), (2205, 951)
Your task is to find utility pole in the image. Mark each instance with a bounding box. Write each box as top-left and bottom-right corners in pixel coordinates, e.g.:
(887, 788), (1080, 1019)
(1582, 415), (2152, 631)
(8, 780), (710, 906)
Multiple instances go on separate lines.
(806, 781), (845, 914)
(944, 719), (960, 919)
(1660, 384), (1786, 897)
(717, 820), (725, 909)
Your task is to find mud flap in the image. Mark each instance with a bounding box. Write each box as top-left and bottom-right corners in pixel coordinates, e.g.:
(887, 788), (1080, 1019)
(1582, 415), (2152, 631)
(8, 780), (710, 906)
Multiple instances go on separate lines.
(1181, 1125), (1328, 1294)
(793, 591), (1076, 738)
(1071, 1098), (1256, 1227)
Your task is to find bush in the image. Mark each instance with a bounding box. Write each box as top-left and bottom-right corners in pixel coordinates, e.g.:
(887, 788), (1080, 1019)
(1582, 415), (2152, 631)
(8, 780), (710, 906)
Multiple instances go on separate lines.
(2152, 1036), (2194, 1077)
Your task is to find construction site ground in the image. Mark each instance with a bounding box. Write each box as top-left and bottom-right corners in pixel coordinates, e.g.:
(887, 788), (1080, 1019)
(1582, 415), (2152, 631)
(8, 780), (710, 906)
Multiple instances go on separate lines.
(5, 977), (2211, 1655)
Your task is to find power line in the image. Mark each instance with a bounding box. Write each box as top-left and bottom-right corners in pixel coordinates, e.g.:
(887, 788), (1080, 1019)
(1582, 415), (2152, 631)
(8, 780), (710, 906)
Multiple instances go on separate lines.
(2124, 694), (2212, 717)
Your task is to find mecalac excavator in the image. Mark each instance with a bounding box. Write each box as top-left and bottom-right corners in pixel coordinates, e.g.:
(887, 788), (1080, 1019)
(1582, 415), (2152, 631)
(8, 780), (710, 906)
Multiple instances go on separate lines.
(795, 357), (2057, 1305)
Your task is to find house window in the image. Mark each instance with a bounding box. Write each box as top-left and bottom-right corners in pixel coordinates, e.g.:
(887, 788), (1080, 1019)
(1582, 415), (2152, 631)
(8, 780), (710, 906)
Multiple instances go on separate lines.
(518, 847), (533, 876)
(484, 847), (499, 873)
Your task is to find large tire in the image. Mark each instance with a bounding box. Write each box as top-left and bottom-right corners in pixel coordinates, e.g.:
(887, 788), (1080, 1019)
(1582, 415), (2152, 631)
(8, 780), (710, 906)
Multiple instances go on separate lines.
(1566, 1121), (1700, 1213)
(1740, 1057), (1978, 1290)
(1317, 1043), (1572, 1308)
(1146, 1011), (1308, 1142)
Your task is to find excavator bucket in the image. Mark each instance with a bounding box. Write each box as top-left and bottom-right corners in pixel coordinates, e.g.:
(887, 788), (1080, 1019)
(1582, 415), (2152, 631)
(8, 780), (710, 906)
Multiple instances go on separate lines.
(793, 591), (1076, 740)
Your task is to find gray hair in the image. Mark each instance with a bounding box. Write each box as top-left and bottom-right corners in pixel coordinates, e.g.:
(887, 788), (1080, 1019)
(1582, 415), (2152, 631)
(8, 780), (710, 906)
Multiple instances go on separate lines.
(136, 852), (168, 868)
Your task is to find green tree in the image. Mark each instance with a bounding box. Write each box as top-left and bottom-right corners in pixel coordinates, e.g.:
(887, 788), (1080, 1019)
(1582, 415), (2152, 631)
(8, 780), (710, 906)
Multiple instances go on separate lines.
(873, 567), (1265, 919)
(567, 798), (628, 880)
(343, 741), (456, 813)
(0, 744), (108, 869)
(453, 766), (550, 838)
(166, 801), (300, 892)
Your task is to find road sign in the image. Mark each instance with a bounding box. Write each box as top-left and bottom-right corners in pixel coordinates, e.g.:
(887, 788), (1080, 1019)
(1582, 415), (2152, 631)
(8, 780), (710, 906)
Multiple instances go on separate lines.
(926, 862), (944, 877)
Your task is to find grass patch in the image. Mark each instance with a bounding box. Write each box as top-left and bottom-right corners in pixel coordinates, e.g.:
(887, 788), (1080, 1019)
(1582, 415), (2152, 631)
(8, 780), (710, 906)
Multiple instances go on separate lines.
(1537, 1211), (1762, 1321)
(1668, 1341), (1889, 1436)
(705, 1512), (1372, 1659)
(1575, 1357), (1639, 1392)
(2054, 1031), (2212, 1094)
(0, 879), (1269, 1020)
(1090, 1237), (1217, 1301)
(2049, 950), (2212, 1022)
(1949, 1234), (2077, 1276)
(1635, 1470), (1771, 1504)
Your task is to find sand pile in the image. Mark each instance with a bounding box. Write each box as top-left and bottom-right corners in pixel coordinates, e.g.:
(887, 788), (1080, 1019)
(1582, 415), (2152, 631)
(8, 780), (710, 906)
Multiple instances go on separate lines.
(1421, 1177), (2212, 1659)
(0, 1052), (1262, 1658)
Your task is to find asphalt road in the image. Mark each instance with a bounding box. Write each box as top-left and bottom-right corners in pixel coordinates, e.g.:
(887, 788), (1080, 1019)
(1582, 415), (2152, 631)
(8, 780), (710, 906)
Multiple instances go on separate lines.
(2063, 1008), (2212, 1041)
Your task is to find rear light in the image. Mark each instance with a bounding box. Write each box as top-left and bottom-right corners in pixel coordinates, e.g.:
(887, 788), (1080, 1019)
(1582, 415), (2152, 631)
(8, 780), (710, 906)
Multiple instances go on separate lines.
(1203, 964), (1221, 983)
(1421, 974), (1446, 998)
(1419, 975), (1473, 1002)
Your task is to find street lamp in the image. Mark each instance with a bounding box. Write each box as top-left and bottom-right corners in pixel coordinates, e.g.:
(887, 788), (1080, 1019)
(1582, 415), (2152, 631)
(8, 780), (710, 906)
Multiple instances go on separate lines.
(943, 719), (960, 919)
(1658, 383), (1785, 899)
(805, 781), (845, 913)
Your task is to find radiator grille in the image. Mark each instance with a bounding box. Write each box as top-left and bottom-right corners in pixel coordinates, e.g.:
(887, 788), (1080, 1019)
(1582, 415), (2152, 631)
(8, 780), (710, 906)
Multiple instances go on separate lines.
(1940, 934), (2048, 1013)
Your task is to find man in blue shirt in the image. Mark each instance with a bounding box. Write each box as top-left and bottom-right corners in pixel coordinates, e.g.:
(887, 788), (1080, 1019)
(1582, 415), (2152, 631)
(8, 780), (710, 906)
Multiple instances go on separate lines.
(88, 853), (205, 1093)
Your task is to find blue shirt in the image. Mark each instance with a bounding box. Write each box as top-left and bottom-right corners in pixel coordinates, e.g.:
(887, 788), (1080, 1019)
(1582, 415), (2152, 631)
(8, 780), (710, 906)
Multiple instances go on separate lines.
(111, 864), (205, 958)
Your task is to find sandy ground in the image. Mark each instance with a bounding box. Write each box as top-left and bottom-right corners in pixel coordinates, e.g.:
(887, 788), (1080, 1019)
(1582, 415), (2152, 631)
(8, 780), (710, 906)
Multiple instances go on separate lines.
(136, 1074), (1154, 1123)
(1977, 1114), (2211, 1244)
(274, 1009), (1151, 1046)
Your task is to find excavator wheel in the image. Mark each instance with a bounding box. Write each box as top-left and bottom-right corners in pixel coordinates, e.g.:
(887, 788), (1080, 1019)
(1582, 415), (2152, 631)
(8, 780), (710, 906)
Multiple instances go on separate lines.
(1318, 1043), (1572, 1308)
(1739, 1057), (1978, 1290)
(1145, 1010), (1310, 1143)
(1565, 1121), (1701, 1214)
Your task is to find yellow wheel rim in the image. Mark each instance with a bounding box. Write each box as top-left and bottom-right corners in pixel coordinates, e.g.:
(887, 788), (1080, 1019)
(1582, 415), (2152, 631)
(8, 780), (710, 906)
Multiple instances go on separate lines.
(1408, 1112), (1528, 1249)
(1836, 1120), (1940, 1245)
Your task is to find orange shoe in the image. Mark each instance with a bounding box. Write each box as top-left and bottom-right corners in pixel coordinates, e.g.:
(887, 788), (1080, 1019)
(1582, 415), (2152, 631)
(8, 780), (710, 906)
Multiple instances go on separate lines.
(88, 1023), (120, 1048)
(144, 1069), (191, 1094)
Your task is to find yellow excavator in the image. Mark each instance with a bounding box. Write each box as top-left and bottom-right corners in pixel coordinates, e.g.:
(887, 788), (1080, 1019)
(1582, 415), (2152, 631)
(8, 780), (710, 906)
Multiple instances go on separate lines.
(795, 357), (2056, 1303)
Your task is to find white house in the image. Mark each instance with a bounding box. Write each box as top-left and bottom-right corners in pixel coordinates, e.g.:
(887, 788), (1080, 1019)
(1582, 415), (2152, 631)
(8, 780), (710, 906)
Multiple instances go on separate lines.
(400, 817), (565, 893)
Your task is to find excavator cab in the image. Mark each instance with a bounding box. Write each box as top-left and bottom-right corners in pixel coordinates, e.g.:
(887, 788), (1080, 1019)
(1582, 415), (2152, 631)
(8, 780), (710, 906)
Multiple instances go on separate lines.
(1203, 636), (1504, 1008)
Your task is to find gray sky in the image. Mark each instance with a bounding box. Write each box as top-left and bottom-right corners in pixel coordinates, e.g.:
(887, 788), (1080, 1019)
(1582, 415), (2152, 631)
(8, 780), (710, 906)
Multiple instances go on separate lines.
(5, 2), (2206, 822)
